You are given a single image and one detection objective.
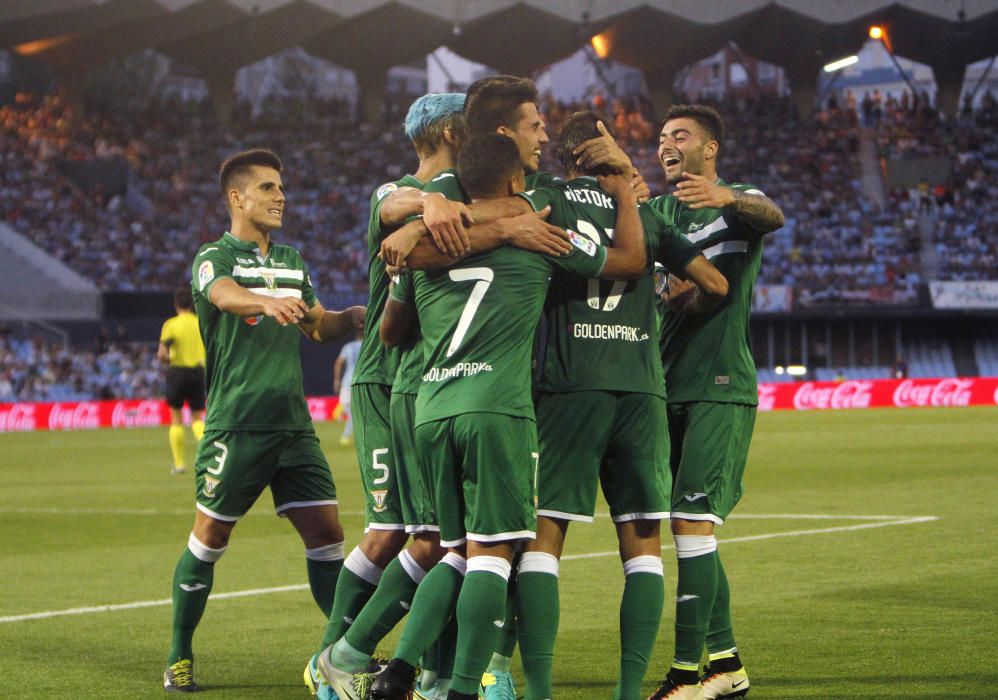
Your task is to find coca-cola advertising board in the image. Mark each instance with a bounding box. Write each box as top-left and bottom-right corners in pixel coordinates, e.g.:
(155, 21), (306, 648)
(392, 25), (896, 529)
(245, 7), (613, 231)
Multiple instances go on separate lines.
(0, 397), (340, 433)
(757, 377), (998, 412)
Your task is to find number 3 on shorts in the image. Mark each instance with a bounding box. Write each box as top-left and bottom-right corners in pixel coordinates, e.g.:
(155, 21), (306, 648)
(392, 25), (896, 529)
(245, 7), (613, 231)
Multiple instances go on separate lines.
(207, 440), (228, 476)
(372, 448), (390, 485)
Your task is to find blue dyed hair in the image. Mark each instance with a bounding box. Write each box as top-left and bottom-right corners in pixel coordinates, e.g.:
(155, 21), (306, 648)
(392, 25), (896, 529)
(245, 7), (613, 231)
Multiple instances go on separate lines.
(404, 93), (466, 152)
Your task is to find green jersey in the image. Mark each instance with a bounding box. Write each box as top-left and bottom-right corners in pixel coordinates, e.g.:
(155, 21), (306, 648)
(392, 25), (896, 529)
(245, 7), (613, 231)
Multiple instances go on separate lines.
(420, 168), (561, 204)
(192, 232), (317, 431)
(388, 270), (423, 397)
(519, 177), (699, 397)
(351, 174), (423, 386)
(413, 242), (607, 426)
(647, 180), (769, 405)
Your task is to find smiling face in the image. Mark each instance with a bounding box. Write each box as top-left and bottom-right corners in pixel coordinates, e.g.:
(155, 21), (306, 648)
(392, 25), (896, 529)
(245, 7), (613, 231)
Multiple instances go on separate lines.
(500, 102), (549, 174)
(229, 165), (285, 232)
(658, 116), (717, 184)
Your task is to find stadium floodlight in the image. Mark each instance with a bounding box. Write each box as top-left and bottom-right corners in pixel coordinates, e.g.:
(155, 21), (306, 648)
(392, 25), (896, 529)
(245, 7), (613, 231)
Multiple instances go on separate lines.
(868, 25), (884, 40)
(774, 366), (786, 375)
(590, 33), (610, 59)
(823, 55), (859, 73)
(787, 365), (808, 376)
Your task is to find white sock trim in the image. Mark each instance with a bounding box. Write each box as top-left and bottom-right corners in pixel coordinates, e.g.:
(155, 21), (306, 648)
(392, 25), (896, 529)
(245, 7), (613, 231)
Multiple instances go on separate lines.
(518, 551), (559, 577)
(188, 533), (226, 563)
(674, 534), (717, 559)
(623, 554), (663, 576)
(398, 549), (427, 584)
(440, 552), (467, 575)
(306, 541), (345, 562)
(466, 555), (512, 581)
(345, 546), (383, 586)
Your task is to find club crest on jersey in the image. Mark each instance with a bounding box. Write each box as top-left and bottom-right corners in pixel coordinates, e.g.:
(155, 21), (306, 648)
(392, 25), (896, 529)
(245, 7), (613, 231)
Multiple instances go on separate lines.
(376, 182), (398, 201)
(567, 230), (597, 257)
(261, 270), (277, 290)
(687, 222), (706, 232)
(245, 315), (262, 326)
(371, 489), (389, 513)
(198, 261), (214, 291)
(203, 476), (220, 497)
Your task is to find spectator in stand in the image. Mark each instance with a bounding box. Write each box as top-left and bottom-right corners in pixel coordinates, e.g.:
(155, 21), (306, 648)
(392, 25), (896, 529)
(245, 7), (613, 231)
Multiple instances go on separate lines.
(892, 355), (908, 379)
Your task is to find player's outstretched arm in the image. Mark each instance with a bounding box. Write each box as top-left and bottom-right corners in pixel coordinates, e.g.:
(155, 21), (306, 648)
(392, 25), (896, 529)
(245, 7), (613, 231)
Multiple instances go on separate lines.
(299, 301), (366, 344)
(596, 173), (647, 280)
(668, 257), (729, 313)
(209, 277), (308, 326)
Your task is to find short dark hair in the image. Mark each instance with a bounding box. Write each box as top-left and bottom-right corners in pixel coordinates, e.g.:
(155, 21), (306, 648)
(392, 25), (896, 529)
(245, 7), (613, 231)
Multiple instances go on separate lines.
(465, 75), (539, 135)
(457, 134), (522, 200)
(663, 104), (725, 151)
(174, 285), (194, 310)
(555, 111), (615, 176)
(218, 148), (283, 195)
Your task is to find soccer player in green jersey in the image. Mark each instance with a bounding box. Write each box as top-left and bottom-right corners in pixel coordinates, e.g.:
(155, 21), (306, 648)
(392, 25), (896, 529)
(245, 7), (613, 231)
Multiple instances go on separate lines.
(370, 134), (647, 700)
(163, 149), (365, 693)
(513, 112), (728, 700)
(644, 105), (784, 700)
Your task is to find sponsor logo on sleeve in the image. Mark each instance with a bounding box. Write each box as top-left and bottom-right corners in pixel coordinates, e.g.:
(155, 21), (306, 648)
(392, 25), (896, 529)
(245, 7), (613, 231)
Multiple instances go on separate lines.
(198, 261), (214, 291)
(567, 230), (597, 257)
(376, 182), (398, 200)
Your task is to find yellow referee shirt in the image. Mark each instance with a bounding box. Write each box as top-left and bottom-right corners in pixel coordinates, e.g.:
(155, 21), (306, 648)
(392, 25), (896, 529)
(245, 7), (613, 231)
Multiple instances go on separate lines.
(160, 312), (206, 368)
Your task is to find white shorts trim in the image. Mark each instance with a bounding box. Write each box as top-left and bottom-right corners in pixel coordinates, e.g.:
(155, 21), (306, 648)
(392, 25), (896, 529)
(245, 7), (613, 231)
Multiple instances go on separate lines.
(466, 530), (535, 543)
(670, 511), (724, 525)
(275, 499), (338, 516)
(440, 536), (468, 548)
(612, 511), (670, 523)
(404, 524), (441, 534)
(196, 503), (240, 522)
(365, 523), (407, 531)
(538, 509), (593, 523)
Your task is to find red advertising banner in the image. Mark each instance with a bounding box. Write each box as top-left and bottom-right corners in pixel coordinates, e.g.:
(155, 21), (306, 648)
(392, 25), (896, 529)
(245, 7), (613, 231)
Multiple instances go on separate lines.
(0, 397), (340, 433)
(757, 377), (998, 412)
(1, 380), (995, 432)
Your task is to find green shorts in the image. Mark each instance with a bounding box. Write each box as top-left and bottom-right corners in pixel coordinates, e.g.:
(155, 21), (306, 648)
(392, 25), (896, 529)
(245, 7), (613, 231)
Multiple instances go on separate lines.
(390, 391), (437, 533)
(668, 402), (757, 524)
(415, 413), (538, 548)
(536, 391), (671, 522)
(194, 429), (336, 521)
(352, 383), (405, 530)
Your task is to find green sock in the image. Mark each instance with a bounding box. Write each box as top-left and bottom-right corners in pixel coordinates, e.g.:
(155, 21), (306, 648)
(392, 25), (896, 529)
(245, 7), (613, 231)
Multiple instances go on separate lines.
(516, 566), (559, 700)
(395, 559), (465, 667)
(167, 546), (216, 663)
(344, 554), (423, 655)
(305, 544), (344, 618)
(320, 563), (378, 648)
(706, 553), (736, 656)
(450, 570), (509, 695)
(492, 573), (518, 664)
(673, 540), (719, 668)
(436, 613), (459, 680)
(615, 558), (665, 700)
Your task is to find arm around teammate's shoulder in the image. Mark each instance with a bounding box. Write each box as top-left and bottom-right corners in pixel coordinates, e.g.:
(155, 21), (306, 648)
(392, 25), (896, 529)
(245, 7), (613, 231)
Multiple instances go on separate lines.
(596, 173), (646, 280)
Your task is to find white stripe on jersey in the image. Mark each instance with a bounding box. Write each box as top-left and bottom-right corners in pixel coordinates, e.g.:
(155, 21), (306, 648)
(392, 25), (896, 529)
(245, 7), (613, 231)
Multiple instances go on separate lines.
(232, 265), (304, 281)
(688, 216), (728, 243)
(247, 287), (303, 299)
(703, 240), (749, 259)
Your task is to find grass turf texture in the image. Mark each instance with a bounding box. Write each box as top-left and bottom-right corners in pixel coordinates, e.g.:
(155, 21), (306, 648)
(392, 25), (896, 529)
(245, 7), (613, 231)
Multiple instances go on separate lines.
(1, 407), (996, 698)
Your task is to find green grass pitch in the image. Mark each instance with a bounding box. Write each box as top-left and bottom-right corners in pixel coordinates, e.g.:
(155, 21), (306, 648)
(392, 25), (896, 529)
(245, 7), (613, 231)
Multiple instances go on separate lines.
(2, 407), (996, 698)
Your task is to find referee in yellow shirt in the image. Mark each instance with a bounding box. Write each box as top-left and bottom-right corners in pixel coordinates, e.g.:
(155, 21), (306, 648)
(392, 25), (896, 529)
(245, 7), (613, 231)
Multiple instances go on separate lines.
(158, 286), (207, 474)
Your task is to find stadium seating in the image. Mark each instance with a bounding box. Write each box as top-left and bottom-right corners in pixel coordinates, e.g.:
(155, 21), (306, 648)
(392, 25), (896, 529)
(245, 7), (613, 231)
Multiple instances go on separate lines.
(973, 336), (998, 376)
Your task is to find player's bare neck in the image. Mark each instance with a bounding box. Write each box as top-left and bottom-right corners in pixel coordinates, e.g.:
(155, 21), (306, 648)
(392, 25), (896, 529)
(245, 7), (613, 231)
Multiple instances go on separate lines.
(415, 149), (456, 182)
(229, 222), (271, 256)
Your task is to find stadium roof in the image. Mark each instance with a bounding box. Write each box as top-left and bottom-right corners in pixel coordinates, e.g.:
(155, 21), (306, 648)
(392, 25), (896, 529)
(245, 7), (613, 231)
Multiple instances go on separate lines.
(3, 1), (997, 112)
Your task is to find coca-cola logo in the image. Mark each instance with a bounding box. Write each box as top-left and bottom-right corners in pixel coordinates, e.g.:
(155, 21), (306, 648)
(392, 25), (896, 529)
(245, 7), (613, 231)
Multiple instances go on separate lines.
(793, 381), (874, 410)
(111, 400), (164, 428)
(893, 379), (973, 408)
(757, 384), (777, 412)
(0, 403), (37, 432)
(49, 402), (101, 430)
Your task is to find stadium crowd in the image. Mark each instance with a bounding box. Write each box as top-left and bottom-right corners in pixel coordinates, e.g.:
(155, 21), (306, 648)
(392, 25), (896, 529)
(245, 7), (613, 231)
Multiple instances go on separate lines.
(0, 325), (159, 402)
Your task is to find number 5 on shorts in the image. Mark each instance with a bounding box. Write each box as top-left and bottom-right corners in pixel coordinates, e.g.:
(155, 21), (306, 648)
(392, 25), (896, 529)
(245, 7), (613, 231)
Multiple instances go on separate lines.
(372, 448), (390, 485)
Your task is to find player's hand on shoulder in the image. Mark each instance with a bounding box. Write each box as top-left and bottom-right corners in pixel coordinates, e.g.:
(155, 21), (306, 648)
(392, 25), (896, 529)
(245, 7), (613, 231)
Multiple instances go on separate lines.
(262, 296), (308, 326)
(675, 172), (736, 209)
(422, 192), (472, 257)
(631, 169), (651, 203)
(506, 206), (572, 257)
(346, 305), (366, 330)
(598, 173), (636, 202)
(573, 120), (633, 175)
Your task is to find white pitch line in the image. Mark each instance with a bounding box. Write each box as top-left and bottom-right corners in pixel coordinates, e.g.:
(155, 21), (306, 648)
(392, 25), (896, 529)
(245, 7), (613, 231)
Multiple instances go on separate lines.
(0, 515), (937, 625)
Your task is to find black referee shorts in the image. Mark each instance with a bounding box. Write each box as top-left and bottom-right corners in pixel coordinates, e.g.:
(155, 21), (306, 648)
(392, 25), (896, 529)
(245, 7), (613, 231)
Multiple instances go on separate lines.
(165, 366), (206, 411)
